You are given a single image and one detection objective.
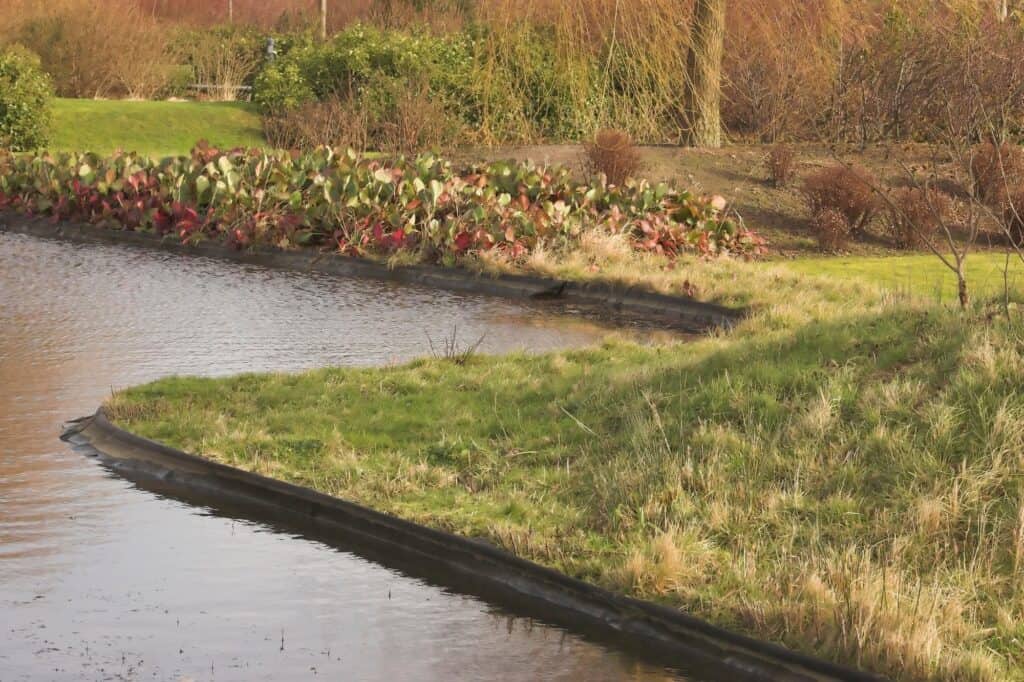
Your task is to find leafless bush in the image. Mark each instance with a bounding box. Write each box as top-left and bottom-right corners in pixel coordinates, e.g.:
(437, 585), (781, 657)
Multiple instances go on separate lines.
(185, 38), (262, 102)
(766, 144), (796, 187)
(810, 207), (851, 252)
(7, 0), (175, 98)
(374, 82), (455, 155)
(970, 142), (1024, 204)
(802, 164), (879, 237)
(262, 97), (369, 151)
(584, 129), (643, 186)
(884, 186), (953, 250)
(1004, 186), (1024, 245)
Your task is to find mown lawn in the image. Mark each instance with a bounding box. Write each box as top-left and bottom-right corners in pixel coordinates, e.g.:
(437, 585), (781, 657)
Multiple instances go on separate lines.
(49, 98), (265, 157)
(783, 253), (1024, 304)
(108, 253), (1024, 682)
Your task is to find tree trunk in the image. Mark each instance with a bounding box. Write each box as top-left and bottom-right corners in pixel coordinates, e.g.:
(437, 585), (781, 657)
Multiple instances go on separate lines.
(684, 0), (726, 148)
(957, 266), (969, 309)
(321, 0), (328, 40)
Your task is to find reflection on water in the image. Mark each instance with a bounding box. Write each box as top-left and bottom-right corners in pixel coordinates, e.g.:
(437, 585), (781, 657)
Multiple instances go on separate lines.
(0, 232), (692, 681)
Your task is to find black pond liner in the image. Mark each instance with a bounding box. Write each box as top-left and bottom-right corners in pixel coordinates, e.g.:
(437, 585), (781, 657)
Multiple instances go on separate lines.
(62, 411), (884, 682)
(0, 211), (742, 333)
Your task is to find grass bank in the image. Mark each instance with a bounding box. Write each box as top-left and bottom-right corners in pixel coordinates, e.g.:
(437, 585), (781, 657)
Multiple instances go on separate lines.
(50, 99), (265, 157)
(108, 253), (1024, 681)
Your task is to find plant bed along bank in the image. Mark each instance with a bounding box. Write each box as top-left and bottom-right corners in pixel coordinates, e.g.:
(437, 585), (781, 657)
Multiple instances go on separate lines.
(0, 145), (763, 276)
(104, 249), (1024, 681)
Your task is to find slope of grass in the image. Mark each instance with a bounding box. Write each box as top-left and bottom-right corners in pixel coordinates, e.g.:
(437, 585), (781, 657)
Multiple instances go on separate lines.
(49, 98), (265, 157)
(108, 253), (1024, 682)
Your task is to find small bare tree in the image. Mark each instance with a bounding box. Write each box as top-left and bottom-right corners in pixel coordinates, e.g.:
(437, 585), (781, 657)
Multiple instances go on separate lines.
(872, 144), (979, 309)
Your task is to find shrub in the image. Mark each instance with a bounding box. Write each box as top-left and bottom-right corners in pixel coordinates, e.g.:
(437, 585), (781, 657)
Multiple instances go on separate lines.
(766, 144), (796, 187)
(1004, 186), (1024, 246)
(970, 142), (1024, 204)
(802, 164), (879, 237)
(252, 24), (473, 110)
(810, 207), (851, 252)
(262, 97), (368, 151)
(368, 78), (457, 154)
(253, 61), (316, 113)
(0, 46), (53, 151)
(584, 129), (643, 187)
(10, 0), (175, 99)
(883, 186), (952, 249)
(250, 22), (580, 145)
(174, 25), (267, 102)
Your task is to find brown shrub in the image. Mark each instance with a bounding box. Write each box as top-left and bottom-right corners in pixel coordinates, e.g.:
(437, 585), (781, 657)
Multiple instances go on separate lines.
(970, 142), (1024, 204)
(802, 164), (879, 236)
(6, 0), (176, 98)
(262, 97), (369, 151)
(584, 129), (643, 186)
(263, 84), (454, 155)
(1004, 186), (1024, 246)
(766, 144), (796, 187)
(884, 186), (952, 250)
(373, 82), (455, 155)
(181, 36), (262, 102)
(810, 208), (851, 252)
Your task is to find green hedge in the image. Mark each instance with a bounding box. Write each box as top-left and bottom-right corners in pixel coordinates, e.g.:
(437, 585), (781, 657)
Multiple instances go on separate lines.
(253, 23), (586, 143)
(0, 46), (54, 151)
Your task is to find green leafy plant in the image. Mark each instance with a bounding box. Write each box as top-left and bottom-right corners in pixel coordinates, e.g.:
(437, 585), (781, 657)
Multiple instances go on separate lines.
(0, 46), (53, 151)
(253, 62), (316, 113)
(0, 145), (764, 264)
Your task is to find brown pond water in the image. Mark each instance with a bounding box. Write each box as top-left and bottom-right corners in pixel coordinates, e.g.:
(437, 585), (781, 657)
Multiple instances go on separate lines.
(0, 232), (701, 681)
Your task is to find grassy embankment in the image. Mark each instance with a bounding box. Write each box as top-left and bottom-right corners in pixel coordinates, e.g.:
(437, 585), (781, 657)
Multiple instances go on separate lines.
(108, 243), (1024, 681)
(49, 98), (264, 157)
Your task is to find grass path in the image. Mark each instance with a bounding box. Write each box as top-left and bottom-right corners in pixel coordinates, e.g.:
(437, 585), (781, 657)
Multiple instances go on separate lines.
(49, 98), (265, 157)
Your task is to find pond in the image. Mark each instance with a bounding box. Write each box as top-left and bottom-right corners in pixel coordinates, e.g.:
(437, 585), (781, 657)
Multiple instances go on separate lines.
(0, 232), (701, 681)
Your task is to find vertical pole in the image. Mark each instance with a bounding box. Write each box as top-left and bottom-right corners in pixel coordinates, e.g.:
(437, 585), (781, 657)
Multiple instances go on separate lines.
(228, 0), (234, 23)
(321, 0), (328, 40)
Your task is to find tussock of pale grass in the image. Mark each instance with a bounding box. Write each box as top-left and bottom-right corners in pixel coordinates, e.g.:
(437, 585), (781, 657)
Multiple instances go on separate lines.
(620, 527), (722, 597)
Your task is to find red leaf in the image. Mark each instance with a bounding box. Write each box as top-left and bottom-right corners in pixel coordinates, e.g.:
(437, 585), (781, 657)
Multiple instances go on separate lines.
(453, 231), (473, 252)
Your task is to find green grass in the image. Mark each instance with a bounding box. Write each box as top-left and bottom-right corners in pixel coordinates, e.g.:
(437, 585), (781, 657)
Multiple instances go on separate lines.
(108, 254), (1024, 682)
(782, 253), (1024, 304)
(49, 98), (265, 158)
